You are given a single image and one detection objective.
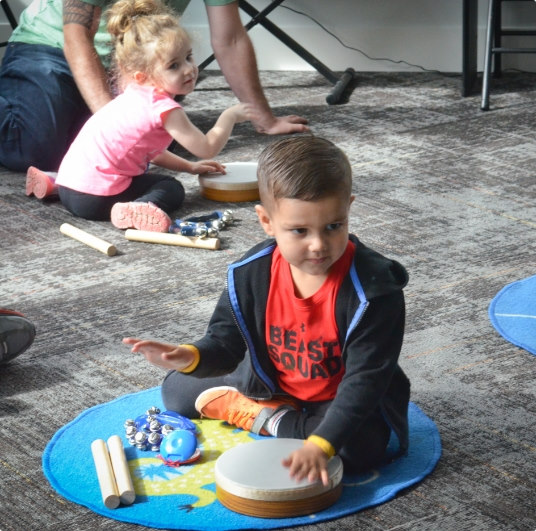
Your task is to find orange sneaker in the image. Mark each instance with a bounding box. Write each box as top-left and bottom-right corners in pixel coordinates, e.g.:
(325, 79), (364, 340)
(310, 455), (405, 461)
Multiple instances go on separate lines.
(25, 166), (58, 199)
(194, 386), (297, 435)
(110, 202), (171, 232)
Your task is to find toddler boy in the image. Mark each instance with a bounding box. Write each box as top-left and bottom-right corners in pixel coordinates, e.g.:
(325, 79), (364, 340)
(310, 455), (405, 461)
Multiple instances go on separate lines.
(124, 136), (410, 485)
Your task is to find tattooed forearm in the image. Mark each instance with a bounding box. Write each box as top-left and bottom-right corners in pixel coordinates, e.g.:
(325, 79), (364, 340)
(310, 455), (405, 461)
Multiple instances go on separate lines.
(63, 0), (96, 28)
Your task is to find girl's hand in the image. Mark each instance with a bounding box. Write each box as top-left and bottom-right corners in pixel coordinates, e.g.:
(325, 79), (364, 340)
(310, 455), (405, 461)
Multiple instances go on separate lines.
(190, 160), (226, 175)
(226, 103), (261, 124)
(122, 337), (195, 371)
(282, 441), (330, 486)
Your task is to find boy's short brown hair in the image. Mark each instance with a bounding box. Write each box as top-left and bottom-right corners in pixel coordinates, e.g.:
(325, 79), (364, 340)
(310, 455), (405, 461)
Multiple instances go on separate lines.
(257, 136), (353, 209)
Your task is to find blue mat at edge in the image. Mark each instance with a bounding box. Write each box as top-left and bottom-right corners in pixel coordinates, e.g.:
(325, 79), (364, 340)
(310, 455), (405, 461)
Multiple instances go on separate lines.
(489, 274), (536, 356)
(43, 387), (441, 530)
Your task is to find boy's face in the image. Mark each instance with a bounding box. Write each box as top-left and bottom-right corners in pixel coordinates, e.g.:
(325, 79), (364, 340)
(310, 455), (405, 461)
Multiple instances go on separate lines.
(255, 193), (354, 279)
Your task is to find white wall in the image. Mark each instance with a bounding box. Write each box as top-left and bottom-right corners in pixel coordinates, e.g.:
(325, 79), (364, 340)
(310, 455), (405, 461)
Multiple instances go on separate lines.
(183, 0), (481, 72)
(3, 0), (536, 72)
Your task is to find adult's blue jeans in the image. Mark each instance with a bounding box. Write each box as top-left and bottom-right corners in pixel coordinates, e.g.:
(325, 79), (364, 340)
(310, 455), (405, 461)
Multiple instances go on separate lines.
(0, 43), (91, 172)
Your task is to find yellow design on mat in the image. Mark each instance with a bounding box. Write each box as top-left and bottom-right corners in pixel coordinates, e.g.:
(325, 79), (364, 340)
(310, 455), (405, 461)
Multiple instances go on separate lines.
(128, 419), (258, 508)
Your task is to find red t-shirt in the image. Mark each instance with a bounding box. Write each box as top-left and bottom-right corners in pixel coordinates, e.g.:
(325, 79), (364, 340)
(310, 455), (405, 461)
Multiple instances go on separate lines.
(265, 241), (355, 401)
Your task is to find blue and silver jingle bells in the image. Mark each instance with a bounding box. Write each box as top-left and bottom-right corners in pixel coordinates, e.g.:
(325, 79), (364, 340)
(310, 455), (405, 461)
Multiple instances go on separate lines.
(124, 407), (199, 465)
(169, 210), (234, 238)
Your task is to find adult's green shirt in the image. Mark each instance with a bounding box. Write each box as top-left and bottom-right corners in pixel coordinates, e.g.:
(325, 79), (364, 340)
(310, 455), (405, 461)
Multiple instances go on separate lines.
(10, 0), (234, 64)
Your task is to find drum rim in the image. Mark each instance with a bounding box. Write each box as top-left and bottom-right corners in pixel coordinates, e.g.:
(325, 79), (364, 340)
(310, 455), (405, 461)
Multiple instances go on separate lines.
(216, 482), (344, 518)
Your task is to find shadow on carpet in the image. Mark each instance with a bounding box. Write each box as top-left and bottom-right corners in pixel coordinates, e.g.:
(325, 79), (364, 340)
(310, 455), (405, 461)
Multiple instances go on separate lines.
(42, 387), (441, 530)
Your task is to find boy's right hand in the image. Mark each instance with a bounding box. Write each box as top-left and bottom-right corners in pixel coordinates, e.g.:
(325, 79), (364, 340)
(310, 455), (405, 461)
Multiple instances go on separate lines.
(283, 441), (330, 486)
(122, 338), (196, 371)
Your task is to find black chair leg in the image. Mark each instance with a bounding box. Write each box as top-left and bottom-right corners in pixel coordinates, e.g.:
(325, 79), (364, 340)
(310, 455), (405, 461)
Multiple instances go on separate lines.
(1, 0), (18, 47)
(1, 0), (18, 30)
(493, 0), (502, 77)
(199, 0), (356, 105)
(481, 0), (498, 110)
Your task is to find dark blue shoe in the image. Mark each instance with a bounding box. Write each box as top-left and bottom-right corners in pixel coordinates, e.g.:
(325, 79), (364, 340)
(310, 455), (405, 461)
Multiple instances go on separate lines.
(0, 310), (36, 365)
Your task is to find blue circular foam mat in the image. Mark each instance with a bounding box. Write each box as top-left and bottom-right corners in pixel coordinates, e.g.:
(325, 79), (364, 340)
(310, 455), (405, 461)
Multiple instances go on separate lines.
(43, 387), (441, 530)
(489, 274), (536, 356)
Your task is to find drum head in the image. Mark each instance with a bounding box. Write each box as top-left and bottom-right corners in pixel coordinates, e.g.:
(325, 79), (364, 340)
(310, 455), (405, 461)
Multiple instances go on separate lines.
(199, 162), (259, 202)
(215, 438), (343, 518)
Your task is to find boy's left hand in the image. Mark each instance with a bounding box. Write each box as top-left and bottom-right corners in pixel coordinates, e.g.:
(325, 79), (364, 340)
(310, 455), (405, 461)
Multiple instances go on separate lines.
(282, 441), (330, 486)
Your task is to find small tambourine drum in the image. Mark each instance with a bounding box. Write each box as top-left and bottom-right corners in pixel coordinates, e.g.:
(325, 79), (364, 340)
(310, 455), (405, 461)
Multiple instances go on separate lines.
(199, 162), (259, 202)
(214, 438), (344, 518)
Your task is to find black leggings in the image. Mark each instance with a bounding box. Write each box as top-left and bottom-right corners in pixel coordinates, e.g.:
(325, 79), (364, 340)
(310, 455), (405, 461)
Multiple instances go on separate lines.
(161, 368), (391, 472)
(58, 172), (185, 221)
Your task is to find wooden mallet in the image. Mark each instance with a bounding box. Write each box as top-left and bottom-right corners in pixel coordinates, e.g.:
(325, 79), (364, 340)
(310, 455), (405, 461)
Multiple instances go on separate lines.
(125, 229), (220, 250)
(91, 439), (120, 509)
(91, 437), (135, 509)
(107, 435), (135, 505)
(60, 223), (117, 256)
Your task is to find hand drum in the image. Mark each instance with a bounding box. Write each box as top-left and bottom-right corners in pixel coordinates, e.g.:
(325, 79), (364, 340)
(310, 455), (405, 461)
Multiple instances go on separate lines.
(214, 438), (343, 518)
(199, 162), (259, 203)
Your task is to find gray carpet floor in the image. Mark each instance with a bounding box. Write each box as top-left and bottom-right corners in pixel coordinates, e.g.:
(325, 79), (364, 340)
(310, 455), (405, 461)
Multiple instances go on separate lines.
(1, 70), (535, 530)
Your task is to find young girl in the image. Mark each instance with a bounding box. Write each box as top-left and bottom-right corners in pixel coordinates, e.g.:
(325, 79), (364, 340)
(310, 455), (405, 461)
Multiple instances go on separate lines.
(25, 0), (256, 232)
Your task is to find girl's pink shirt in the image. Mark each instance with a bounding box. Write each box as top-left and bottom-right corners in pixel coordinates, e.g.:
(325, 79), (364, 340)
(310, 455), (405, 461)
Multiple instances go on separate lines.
(55, 83), (181, 196)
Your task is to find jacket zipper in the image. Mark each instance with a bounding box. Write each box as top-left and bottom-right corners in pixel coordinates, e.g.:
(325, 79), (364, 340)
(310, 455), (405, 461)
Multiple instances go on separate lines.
(225, 274), (275, 399)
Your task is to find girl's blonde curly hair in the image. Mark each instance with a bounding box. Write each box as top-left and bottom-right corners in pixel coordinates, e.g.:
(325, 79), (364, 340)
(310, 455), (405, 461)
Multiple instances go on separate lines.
(106, 0), (189, 81)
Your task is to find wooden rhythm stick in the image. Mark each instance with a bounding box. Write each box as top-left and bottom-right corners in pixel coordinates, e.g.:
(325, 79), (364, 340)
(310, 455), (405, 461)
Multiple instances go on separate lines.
(60, 223), (117, 256)
(107, 435), (136, 505)
(90, 439), (120, 509)
(215, 438), (343, 518)
(199, 162), (259, 203)
(125, 229), (220, 250)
